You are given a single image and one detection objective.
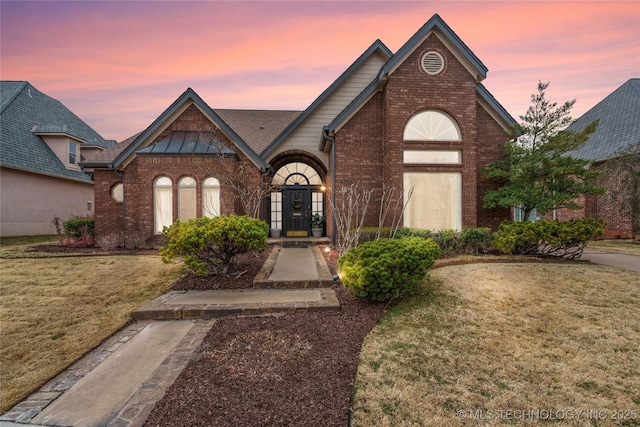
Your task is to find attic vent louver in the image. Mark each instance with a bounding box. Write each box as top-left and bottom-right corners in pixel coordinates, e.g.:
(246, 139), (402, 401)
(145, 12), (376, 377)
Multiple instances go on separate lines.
(421, 51), (444, 75)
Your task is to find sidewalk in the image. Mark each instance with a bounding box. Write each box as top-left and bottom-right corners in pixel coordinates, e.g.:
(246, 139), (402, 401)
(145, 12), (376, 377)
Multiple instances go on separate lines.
(1, 244), (338, 427)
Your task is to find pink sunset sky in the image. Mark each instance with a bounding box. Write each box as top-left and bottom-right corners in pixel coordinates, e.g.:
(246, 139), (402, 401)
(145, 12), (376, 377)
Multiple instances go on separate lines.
(1, 1), (639, 142)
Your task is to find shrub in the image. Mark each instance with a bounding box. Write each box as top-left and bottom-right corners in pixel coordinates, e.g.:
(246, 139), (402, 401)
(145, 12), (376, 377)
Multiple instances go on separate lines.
(160, 215), (268, 276)
(96, 233), (120, 251)
(493, 218), (605, 259)
(460, 227), (493, 255)
(393, 227), (434, 240)
(338, 237), (441, 302)
(431, 229), (461, 254)
(357, 227), (394, 244)
(63, 217), (95, 239)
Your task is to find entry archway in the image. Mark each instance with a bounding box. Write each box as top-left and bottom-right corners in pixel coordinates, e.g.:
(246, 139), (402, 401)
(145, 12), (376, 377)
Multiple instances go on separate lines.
(270, 162), (325, 237)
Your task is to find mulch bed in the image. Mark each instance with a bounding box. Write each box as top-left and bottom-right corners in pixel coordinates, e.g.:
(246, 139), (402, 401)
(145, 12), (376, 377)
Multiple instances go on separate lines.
(144, 249), (386, 427)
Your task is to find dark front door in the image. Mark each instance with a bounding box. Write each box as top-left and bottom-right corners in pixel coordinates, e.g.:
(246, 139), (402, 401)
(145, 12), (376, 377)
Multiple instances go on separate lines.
(284, 187), (310, 237)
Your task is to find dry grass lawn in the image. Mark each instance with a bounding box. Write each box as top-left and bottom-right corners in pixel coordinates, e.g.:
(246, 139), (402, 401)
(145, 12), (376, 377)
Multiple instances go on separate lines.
(0, 252), (182, 413)
(353, 263), (640, 426)
(588, 239), (640, 256)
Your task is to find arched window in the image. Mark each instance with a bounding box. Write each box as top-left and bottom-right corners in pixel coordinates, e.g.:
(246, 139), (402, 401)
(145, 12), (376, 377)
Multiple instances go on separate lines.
(403, 110), (461, 141)
(154, 176), (173, 233)
(202, 177), (221, 218)
(272, 162), (322, 186)
(178, 176), (197, 221)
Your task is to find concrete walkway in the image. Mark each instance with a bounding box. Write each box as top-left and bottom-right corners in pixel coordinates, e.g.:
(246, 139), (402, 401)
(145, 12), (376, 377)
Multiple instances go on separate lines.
(1, 244), (338, 427)
(581, 249), (640, 273)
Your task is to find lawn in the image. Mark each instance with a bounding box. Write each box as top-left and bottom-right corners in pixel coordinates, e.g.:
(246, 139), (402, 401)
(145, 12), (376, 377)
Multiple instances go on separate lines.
(352, 263), (640, 426)
(0, 244), (182, 413)
(587, 239), (640, 256)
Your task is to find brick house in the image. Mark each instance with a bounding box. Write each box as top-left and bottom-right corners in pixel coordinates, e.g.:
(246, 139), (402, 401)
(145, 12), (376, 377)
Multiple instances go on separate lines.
(553, 78), (640, 239)
(84, 14), (515, 246)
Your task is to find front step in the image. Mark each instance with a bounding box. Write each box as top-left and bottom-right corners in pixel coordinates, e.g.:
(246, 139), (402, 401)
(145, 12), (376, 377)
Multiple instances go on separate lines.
(253, 246), (335, 288)
(132, 288), (340, 321)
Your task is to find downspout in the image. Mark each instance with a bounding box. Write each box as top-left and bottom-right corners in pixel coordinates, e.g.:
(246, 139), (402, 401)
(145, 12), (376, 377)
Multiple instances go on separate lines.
(114, 169), (126, 248)
(324, 130), (337, 247)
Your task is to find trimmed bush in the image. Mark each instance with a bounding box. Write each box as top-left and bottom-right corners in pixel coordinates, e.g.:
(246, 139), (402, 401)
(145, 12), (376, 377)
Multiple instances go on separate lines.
(460, 227), (493, 255)
(63, 217), (94, 239)
(493, 218), (605, 259)
(338, 237), (441, 302)
(160, 215), (269, 275)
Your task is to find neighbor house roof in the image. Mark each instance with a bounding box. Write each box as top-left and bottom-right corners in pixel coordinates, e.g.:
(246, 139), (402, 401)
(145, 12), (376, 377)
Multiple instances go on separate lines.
(566, 78), (640, 162)
(0, 81), (115, 182)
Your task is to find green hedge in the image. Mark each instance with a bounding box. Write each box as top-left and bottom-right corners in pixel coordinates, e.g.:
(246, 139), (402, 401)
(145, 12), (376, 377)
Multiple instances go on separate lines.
(338, 237), (441, 302)
(493, 218), (605, 259)
(62, 217), (94, 241)
(160, 215), (268, 275)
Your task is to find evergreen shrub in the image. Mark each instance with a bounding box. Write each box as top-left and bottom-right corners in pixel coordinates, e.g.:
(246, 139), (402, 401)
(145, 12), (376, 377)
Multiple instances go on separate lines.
(492, 218), (605, 259)
(160, 215), (268, 275)
(338, 237), (441, 302)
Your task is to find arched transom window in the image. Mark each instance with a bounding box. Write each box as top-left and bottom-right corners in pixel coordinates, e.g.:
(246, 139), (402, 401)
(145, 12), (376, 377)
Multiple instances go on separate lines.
(404, 110), (461, 141)
(272, 162), (322, 186)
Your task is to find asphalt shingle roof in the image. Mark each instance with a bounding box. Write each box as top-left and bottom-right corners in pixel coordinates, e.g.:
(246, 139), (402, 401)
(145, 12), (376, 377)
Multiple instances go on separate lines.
(1, 81), (115, 181)
(566, 78), (640, 162)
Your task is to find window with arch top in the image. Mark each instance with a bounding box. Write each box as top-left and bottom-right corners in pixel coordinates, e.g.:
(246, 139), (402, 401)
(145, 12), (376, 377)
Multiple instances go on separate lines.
(404, 110), (461, 141)
(202, 177), (221, 218)
(154, 176), (173, 234)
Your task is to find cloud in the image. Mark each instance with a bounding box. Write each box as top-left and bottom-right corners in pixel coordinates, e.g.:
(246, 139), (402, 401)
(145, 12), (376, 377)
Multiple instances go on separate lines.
(2, 1), (638, 141)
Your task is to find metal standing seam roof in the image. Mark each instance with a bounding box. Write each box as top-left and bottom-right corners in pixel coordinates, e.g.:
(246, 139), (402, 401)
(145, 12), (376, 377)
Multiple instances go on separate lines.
(136, 131), (237, 155)
(0, 81), (116, 182)
(565, 78), (640, 162)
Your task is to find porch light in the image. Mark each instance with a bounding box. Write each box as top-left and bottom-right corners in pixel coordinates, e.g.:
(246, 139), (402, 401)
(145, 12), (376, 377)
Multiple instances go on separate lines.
(320, 185), (326, 192)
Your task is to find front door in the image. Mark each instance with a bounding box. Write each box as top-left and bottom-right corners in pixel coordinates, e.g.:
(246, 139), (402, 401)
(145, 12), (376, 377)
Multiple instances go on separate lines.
(284, 187), (310, 237)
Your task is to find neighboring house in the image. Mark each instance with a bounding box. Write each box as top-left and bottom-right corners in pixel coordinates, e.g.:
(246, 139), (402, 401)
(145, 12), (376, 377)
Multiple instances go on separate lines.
(84, 14), (516, 245)
(0, 81), (116, 237)
(554, 78), (640, 238)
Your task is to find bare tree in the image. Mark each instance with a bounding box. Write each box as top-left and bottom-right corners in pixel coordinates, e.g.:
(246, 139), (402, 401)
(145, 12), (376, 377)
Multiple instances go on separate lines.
(190, 132), (278, 219)
(376, 183), (413, 240)
(330, 183), (374, 255)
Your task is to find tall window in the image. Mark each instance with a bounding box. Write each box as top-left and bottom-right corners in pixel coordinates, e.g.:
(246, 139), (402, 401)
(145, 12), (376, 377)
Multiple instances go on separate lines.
(69, 141), (78, 165)
(154, 176), (173, 233)
(270, 192), (282, 230)
(404, 172), (462, 230)
(202, 177), (220, 218)
(178, 177), (197, 221)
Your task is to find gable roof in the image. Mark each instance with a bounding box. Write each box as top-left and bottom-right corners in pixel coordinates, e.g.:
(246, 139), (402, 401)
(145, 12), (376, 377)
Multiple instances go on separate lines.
(322, 15), (514, 141)
(566, 78), (640, 162)
(105, 88), (267, 170)
(379, 13), (487, 82)
(261, 39), (393, 158)
(0, 81), (115, 182)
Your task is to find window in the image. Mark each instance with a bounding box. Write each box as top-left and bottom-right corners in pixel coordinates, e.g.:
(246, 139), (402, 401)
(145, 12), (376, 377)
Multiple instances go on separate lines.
(69, 141), (78, 165)
(154, 176), (173, 234)
(272, 162), (322, 186)
(404, 110), (461, 141)
(404, 172), (462, 231)
(111, 183), (124, 203)
(178, 177), (197, 221)
(403, 150), (461, 164)
(202, 177), (221, 218)
(270, 192), (282, 230)
(312, 191), (323, 217)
